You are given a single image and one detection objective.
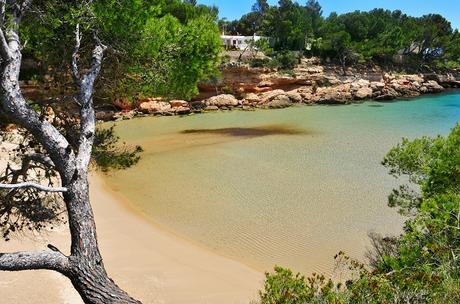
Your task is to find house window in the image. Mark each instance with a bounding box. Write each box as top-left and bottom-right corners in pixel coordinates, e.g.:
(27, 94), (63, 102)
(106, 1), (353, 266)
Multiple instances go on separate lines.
(233, 40), (237, 45)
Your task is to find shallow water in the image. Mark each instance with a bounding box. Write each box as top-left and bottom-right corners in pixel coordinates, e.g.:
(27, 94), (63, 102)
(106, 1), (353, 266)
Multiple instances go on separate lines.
(103, 92), (460, 275)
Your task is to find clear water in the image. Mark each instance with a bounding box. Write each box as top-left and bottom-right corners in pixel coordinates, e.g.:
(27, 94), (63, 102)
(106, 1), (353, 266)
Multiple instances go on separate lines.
(102, 92), (460, 275)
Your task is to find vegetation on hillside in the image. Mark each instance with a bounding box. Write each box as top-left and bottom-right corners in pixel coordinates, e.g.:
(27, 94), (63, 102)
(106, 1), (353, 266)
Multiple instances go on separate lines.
(255, 124), (460, 303)
(21, 0), (222, 102)
(223, 0), (460, 71)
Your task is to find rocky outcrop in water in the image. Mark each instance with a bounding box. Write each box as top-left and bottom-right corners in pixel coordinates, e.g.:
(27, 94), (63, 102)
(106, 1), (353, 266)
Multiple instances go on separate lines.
(94, 58), (459, 120)
(102, 71), (457, 121)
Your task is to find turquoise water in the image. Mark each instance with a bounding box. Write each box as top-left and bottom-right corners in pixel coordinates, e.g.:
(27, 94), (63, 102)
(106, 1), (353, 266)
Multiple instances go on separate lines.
(103, 92), (460, 274)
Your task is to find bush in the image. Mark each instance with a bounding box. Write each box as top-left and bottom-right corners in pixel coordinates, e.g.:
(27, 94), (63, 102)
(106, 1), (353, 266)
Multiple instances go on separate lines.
(271, 51), (300, 70)
(250, 57), (272, 68)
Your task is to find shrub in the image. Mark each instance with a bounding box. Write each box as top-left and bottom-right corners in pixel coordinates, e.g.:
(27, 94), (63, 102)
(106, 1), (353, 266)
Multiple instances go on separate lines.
(250, 57), (272, 68)
(272, 51), (300, 70)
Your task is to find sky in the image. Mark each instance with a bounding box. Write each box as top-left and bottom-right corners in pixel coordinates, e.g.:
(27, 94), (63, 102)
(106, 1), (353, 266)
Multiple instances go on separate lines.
(198, 0), (460, 30)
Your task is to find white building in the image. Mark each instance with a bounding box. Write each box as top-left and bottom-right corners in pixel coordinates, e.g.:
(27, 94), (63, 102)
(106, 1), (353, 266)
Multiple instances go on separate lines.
(221, 34), (267, 50)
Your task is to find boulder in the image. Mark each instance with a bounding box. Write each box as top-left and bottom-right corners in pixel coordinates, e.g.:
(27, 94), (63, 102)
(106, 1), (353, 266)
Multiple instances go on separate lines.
(174, 106), (191, 115)
(96, 110), (116, 121)
(114, 110), (135, 121)
(423, 80), (444, 93)
(401, 74), (424, 83)
(370, 81), (385, 91)
(205, 94), (239, 107)
(265, 94), (292, 109)
(314, 84), (352, 104)
(375, 87), (399, 101)
(169, 100), (189, 108)
(259, 89), (286, 103)
(138, 100), (172, 114)
(286, 91), (303, 103)
(190, 100), (206, 110)
(351, 79), (370, 90)
(389, 80), (419, 97)
(354, 87), (373, 100)
(242, 93), (261, 106)
(205, 105), (219, 111)
(300, 92), (315, 104)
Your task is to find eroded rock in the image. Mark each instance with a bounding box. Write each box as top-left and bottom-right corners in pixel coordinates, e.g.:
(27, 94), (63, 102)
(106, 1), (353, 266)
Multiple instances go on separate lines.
(205, 94), (240, 107)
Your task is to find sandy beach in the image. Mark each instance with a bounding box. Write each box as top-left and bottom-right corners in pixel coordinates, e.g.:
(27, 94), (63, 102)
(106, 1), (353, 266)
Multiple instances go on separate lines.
(0, 173), (263, 304)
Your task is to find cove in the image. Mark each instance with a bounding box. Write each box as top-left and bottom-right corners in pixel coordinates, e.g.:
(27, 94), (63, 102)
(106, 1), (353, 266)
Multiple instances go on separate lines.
(102, 92), (460, 275)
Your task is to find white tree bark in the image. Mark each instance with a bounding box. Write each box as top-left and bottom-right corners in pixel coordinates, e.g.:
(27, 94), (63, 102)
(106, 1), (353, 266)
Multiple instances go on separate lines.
(0, 2), (141, 303)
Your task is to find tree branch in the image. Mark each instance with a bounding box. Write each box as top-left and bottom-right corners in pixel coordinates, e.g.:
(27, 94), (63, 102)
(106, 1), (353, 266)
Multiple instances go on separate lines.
(0, 182), (67, 192)
(0, 0), (5, 23)
(0, 27), (11, 60)
(76, 38), (106, 169)
(0, 19), (76, 180)
(25, 153), (55, 168)
(9, 152), (55, 183)
(0, 249), (69, 272)
(71, 23), (81, 86)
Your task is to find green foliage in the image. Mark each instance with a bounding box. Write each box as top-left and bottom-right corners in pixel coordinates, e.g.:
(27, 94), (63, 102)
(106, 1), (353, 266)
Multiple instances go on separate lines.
(257, 265), (350, 304)
(134, 14), (222, 100)
(91, 126), (143, 172)
(271, 50), (299, 70)
(21, 0), (222, 101)
(227, 2), (457, 69)
(256, 124), (460, 303)
(255, 38), (274, 57)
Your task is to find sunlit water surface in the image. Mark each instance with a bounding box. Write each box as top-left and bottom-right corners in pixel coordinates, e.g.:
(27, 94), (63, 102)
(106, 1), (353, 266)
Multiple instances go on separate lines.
(102, 92), (460, 275)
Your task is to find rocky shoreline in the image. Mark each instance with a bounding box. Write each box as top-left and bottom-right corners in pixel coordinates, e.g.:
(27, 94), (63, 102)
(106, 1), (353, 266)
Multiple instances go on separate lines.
(106, 71), (459, 121)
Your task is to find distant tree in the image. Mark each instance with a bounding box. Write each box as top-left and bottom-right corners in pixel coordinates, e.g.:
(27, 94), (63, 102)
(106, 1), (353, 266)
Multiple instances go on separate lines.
(306, 0), (322, 36)
(185, 0), (197, 6)
(417, 14), (453, 62)
(252, 0), (269, 14)
(306, 0), (322, 16)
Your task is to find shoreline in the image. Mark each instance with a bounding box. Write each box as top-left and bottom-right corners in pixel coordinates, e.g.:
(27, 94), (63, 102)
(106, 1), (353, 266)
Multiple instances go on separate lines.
(107, 88), (460, 124)
(0, 170), (263, 304)
(95, 171), (267, 274)
(108, 79), (460, 122)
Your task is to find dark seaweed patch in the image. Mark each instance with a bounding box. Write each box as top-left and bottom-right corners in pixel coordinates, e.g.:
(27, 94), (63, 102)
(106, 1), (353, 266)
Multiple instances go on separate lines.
(181, 125), (309, 137)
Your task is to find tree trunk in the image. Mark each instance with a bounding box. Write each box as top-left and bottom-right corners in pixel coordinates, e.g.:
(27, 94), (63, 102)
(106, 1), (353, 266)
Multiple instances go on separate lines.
(62, 173), (141, 304)
(68, 266), (141, 304)
(0, 5), (142, 302)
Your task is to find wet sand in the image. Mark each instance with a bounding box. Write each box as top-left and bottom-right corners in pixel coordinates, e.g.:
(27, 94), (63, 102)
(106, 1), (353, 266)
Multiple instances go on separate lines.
(0, 172), (263, 304)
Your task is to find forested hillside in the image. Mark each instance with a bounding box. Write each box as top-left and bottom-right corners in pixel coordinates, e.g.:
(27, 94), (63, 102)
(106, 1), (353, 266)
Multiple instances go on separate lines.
(222, 0), (460, 71)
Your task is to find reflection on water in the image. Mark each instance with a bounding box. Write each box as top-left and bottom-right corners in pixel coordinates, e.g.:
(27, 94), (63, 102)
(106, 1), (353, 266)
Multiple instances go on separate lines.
(103, 92), (460, 275)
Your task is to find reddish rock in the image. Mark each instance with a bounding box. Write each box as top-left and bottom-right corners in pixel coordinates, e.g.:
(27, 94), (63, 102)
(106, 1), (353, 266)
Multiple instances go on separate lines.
(169, 100), (189, 108)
